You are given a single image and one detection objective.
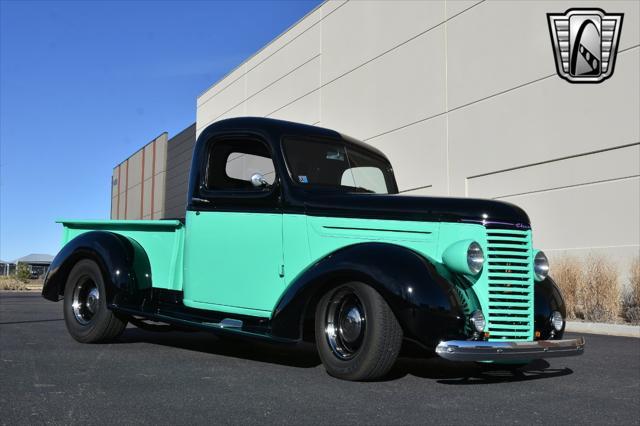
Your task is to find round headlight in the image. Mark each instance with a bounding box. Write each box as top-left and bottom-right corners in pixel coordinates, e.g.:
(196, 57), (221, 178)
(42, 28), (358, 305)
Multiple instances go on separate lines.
(534, 250), (549, 281)
(467, 242), (485, 275)
(550, 311), (564, 331)
(470, 310), (486, 333)
(443, 240), (485, 276)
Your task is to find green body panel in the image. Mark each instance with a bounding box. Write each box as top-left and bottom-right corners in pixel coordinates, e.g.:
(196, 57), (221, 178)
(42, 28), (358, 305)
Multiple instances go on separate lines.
(182, 211), (284, 317)
(290, 215), (439, 286)
(282, 216), (533, 341)
(58, 220), (185, 291)
(58, 214), (535, 341)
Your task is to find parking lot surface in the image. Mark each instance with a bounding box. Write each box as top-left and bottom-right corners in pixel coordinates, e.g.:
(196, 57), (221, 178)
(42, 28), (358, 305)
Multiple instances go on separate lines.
(1, 292), (639, 425)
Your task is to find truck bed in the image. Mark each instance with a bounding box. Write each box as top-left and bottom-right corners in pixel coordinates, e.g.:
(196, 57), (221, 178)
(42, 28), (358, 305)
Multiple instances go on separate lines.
(58, 220), (185, 291)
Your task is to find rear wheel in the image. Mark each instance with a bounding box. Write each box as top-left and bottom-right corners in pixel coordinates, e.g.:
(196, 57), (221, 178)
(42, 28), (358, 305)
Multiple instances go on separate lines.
(315, 282), (403, 381)
(63, 259), (127, 343)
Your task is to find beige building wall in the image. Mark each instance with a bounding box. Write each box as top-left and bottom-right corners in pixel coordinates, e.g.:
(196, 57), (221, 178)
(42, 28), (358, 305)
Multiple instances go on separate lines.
(195, 0), (639, 282)
(111, 132), (168, 220)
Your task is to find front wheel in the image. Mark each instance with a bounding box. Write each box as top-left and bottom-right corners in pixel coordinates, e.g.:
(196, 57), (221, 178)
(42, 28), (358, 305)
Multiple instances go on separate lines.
(315, 282), (403, 381)
(63, 259), (127, 343)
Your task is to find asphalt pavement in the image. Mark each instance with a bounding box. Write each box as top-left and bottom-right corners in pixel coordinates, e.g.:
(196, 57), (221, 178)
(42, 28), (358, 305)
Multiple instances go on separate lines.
(1, 292), (639, 425)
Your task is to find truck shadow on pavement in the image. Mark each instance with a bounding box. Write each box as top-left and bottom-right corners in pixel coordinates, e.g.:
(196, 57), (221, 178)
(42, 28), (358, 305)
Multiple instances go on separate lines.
(116, 327), (322, 368)
(117, 327), (573, 384)
(390, 358), (574, 384)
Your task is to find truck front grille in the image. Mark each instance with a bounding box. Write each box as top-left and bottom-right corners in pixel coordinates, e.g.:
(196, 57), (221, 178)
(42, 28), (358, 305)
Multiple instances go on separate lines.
(485, 228), (534, 341)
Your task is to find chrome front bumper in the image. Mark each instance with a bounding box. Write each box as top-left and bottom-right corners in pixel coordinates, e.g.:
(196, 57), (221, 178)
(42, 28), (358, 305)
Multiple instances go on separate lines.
(435, 337), (585, 362)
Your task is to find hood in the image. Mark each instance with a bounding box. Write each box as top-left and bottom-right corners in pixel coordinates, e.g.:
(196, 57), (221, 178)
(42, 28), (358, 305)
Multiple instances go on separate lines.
(298, 192), (530, 227)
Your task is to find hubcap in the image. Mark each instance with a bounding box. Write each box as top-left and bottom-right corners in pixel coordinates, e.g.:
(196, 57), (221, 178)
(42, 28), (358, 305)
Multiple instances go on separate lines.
(72, 277), (99, 325)
(340, 306), (363, 342)
(325, 288), (366, 360)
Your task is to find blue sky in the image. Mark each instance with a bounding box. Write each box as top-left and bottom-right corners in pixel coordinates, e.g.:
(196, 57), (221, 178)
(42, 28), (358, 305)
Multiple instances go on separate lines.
(0, 0), (320, 261)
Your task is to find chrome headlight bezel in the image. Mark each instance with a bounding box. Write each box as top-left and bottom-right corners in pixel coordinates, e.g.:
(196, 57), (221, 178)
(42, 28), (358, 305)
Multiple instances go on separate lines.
(470, 310), (486, 333)
(467, 241), (485, 275)
(442, 240), (485, 276)
(534, 250), (550, 282)
(550, 310), (564, 331)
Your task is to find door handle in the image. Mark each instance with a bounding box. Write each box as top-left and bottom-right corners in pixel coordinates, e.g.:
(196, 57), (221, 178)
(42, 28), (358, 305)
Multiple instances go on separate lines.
(192, 197), (211, 205)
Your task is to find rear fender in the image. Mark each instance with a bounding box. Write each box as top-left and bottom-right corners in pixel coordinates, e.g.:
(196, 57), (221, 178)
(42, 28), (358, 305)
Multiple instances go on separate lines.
(271, 242), (466, 347)
(42, 231), (152, 306)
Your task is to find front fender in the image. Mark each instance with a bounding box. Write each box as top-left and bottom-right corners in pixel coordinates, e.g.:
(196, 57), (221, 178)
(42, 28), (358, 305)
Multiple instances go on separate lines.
(534, 276), (566, 339)
(42, 231), (152, 306)
(271, 242), (466, 348)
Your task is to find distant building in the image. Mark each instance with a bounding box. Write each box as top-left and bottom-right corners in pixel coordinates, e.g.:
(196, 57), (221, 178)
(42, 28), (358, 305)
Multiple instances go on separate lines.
(0, 260), (15, 276)
(111, 124), (196, 220)
(13, 253), (54, 278)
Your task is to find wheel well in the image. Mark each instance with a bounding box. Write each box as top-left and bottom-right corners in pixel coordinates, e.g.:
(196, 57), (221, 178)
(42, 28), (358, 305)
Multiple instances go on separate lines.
(55, 251), (109, 298)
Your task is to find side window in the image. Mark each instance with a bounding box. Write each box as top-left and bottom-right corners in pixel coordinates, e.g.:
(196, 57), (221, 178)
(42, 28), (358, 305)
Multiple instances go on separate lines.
(226, 153), (275, 185)
(341, 167), (388, 194)
(205, 138), (275, 192)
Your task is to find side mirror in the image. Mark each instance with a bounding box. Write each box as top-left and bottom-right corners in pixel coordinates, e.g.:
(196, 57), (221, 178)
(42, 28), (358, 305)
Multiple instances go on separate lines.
(250, 173), (270, 188)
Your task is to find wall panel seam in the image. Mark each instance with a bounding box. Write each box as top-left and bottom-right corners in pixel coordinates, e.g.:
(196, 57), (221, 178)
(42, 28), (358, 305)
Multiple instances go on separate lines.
(208, 53), (321, 124)
(399, 184), (433, 193)
(469, 141), (640, 179)
(493, 174), (639, 200)
(197, 0), (348, 106)
(363, 46), (639, 143)
(199, 0), (486, 130)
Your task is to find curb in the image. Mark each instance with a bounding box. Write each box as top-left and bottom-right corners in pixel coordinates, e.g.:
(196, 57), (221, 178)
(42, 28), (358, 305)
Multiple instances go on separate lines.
(566, 321), (640, 338)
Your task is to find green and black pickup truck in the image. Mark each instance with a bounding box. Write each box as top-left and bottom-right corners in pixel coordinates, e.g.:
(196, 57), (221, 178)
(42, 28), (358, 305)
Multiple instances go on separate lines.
(43, 117), (584, 381)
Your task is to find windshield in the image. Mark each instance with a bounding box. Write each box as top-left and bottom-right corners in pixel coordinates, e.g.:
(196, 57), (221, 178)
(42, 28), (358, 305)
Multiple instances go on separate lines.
(282, 138), (397, 194)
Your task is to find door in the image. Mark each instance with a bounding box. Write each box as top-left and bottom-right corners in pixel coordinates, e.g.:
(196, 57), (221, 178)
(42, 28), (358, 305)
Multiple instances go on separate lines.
(183, 135), (284, 317)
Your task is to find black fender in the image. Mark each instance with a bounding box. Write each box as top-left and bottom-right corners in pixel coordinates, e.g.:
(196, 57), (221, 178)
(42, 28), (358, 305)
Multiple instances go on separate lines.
(42, 231), (152, 307)
(534, 276), (566, 339)
(270, 242), (466, 348)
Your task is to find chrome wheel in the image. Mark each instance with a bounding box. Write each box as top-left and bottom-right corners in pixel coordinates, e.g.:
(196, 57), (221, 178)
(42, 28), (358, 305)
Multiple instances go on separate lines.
(71, 277), (99, 325)
(325, 288), (366, 360)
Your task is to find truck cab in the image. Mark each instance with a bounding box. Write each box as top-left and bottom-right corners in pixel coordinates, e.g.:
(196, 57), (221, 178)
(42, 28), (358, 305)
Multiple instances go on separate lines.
(43, 117), (584, 381)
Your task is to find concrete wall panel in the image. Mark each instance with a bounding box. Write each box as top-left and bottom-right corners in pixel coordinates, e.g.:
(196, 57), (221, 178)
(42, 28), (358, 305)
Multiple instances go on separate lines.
(468, 144), (640, 199)
(127, 150), (142, 189)
(400, 186), (436, 196)
(111, 196), (117, 219)
(246, 56), (321, 118)
(321, 0), (445, 83)
(198, 65), (246, 107)
(321, 26), (446, 141)
(142, 177), (152, 219)
(447, 0), (639, 110)
(367, 115), (448, 193)
(267, 90), (320, 125)
(143, 144), (153, 181)
(445, 0), (482, 19)
(246, 25), (320, 97)
(502, 176), (639, 252)
(126, 184), (141, 220)
(447, 47), (640, 196)
(245, 6), (324, 70)
(165, 124), (196, 218)
(197, 76), (246, 132)
(153, 171), (165, 218)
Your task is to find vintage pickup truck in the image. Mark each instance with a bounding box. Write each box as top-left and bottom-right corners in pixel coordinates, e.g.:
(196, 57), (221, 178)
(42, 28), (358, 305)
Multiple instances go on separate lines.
(43, 117), (584, 380)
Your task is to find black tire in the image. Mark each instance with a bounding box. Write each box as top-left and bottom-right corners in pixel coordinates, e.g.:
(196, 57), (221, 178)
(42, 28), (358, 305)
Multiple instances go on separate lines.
(314, 282), (403, 381)
(63, 259), (127, 343)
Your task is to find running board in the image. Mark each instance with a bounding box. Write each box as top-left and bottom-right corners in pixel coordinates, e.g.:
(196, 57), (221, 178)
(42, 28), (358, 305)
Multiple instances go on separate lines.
(202, 318), (243, 329)
(111, 305), (296, 344)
